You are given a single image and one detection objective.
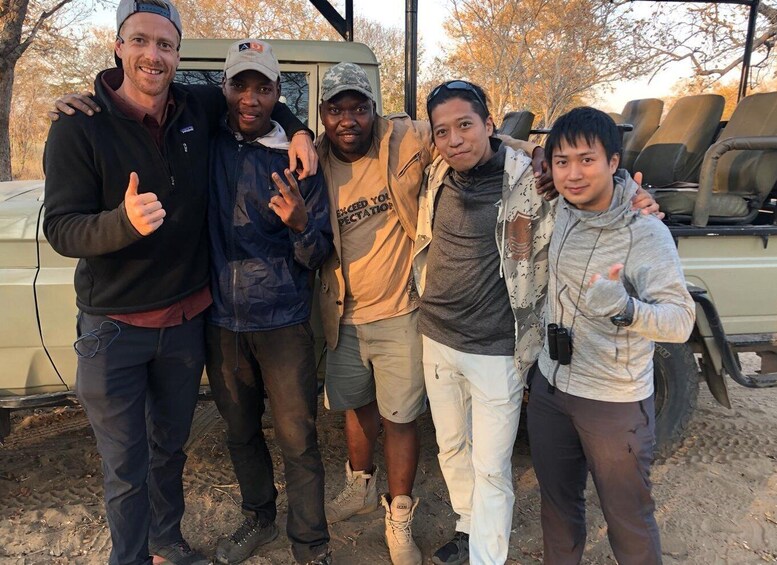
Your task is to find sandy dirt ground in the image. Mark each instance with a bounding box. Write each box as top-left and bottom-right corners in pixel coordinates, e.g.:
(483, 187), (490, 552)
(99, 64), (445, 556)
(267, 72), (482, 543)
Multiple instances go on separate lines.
(1, 355), (776, 564)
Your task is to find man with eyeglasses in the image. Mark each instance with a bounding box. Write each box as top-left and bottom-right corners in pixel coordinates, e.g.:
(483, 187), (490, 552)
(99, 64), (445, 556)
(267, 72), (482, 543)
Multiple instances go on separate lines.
(315, 65), (544, 565)
(42, 2), (313, 564)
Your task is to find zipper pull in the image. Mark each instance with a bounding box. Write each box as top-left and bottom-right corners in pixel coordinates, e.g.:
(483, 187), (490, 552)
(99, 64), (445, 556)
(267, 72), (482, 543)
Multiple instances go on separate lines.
(170, 175), (175, 189)
(183, 142), (188, 153)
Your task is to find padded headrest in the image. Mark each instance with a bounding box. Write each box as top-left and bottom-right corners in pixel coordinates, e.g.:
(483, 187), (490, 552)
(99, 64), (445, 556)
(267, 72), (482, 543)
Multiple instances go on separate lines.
(634, 94), (724, 187)
(498, 110), (536, 141)
(619, 98), (664, 171)
(714, 92), (777, 199)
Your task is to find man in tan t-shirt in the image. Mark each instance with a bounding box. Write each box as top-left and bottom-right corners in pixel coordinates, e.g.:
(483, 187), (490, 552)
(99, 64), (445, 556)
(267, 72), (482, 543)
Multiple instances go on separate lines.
(316, 63), (544, 565)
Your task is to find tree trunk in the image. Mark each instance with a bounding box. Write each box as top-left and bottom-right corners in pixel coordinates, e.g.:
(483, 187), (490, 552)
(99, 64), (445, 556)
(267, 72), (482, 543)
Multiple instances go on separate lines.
(0, 65), (15, 181)
(1, 0), (30, 181)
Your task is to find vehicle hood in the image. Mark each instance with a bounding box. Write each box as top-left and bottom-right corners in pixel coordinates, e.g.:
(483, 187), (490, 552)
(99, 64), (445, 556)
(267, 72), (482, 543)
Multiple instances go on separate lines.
(0, 180), (44, 268)
(0, 180), (44, 203)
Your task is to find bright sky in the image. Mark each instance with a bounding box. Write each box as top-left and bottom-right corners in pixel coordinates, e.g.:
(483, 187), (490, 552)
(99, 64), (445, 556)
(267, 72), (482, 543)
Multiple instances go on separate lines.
(90, 0), (689, 113)
(355, 0), (685, 113)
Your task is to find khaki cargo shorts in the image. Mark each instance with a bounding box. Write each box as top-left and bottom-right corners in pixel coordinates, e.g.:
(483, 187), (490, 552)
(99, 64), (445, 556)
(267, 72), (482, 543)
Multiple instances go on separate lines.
(324, 310), (426, 423)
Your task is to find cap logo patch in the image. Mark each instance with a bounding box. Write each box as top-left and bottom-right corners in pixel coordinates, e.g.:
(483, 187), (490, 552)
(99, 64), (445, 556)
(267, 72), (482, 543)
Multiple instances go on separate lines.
(238, 42), (264, 53)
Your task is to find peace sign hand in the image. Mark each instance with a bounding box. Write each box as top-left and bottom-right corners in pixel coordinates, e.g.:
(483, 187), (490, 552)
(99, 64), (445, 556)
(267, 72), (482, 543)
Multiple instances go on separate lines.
(270, 169), (308, 233)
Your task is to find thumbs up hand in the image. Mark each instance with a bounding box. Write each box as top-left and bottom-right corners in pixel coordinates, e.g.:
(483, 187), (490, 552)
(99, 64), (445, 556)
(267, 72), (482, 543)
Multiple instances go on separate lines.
(124, 172), (165, 236)
(585, 263), (630, 317)
(589, 263), (624, 287)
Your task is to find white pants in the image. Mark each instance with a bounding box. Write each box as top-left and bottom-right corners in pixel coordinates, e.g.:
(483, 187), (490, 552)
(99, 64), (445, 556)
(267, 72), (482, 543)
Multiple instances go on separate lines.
(422, 336), (523, 565)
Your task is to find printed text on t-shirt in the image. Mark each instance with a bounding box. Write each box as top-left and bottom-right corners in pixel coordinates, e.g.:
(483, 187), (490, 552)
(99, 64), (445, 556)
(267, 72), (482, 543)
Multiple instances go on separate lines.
(337, 188), (393, 227)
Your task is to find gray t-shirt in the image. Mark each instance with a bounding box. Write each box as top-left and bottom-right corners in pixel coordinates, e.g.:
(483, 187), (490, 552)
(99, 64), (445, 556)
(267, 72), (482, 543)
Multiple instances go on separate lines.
(419, 142), (515, 356)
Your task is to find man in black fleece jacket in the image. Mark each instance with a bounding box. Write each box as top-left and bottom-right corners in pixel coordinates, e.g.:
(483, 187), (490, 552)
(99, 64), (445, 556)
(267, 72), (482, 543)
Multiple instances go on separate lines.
(42, 2), (313, 564)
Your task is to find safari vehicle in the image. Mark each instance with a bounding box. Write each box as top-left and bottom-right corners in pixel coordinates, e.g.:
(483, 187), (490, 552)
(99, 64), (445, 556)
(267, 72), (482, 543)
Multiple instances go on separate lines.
(639, 89), (777, 456)
(653, 195), (777, 456)
(2, 35), (776, 459)
(0, 38), (381, 442)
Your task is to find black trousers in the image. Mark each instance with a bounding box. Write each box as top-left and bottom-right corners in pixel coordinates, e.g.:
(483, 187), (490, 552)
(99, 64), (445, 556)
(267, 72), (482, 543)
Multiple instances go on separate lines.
(527, 367), (662, 565)
(75, 312), (204, 565)
(205, 323), (329, 563)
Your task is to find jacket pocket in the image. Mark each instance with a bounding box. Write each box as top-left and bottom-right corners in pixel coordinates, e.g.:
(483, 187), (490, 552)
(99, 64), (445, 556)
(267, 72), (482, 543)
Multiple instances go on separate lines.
(396, 152), (421, 178)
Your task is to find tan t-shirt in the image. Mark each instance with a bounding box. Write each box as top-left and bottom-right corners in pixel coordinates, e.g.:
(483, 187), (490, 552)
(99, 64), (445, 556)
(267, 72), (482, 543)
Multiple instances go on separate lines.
(327, 143), (416, 324)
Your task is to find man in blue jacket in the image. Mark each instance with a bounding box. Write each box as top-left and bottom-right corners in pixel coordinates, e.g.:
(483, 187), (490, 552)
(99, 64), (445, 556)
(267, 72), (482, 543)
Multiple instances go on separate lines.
(204, 40), (334, 565)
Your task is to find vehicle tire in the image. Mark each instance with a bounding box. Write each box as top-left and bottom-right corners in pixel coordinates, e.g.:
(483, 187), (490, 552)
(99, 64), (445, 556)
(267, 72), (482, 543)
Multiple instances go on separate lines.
(653, 342), (699, 458)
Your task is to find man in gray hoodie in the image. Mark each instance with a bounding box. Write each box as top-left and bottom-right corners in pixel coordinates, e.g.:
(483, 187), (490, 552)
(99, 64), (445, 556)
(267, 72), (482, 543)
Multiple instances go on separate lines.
(528, 107), (695, 564)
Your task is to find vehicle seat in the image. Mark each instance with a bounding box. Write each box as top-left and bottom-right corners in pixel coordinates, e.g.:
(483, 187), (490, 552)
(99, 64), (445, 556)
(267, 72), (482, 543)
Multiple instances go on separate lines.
(498, 110), (535, 141)
(614, 98), (664, 172)
(633, 94), (724, 187)
(656, 92), (777, 224)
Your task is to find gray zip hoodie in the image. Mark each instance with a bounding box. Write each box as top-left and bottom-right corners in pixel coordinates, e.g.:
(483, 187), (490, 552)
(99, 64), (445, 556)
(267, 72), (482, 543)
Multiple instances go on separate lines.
(537, 170), (695, 402)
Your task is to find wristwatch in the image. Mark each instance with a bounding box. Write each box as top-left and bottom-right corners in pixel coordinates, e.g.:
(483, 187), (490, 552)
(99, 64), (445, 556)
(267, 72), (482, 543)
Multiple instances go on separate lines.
(610, 297), (635, 327)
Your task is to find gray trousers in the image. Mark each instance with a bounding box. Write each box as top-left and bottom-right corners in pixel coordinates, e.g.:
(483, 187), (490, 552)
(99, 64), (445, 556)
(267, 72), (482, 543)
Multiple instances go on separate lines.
(527, 367), (662, 565)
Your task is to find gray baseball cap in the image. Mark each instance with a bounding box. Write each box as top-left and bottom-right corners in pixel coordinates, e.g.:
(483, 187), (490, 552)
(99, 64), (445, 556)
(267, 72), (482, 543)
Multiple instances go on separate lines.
(224, 40), (279, 81)
(321, 62), (374, 102)
(116, 0), (182, 37)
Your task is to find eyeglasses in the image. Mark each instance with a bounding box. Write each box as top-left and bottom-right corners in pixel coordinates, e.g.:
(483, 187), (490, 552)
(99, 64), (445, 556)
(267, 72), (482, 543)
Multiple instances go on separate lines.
(426, 80), (488, 112)
(73, 321), (121, 358)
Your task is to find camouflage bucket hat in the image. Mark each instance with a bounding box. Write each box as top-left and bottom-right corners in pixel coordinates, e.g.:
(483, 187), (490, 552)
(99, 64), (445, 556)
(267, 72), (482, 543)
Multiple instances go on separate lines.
(321, 62), (374, 102)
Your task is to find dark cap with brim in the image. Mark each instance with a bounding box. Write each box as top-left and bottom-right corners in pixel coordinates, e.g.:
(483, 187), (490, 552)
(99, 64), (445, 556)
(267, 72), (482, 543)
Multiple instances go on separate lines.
(321, 62), (374, 102)
(114, 0), (182, 69)
(116, 0), (182, 37)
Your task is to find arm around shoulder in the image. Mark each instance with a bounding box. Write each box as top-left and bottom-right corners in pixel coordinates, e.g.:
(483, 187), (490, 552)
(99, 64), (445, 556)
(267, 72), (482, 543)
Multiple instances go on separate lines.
(497, 134), (538, 157)
(409, 118), (436, 164)
(272, 101), (309, 138)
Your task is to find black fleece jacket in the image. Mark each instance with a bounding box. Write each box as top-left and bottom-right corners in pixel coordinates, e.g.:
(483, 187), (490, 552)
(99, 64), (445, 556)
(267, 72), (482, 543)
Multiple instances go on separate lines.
(43, 69), (305, 315)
